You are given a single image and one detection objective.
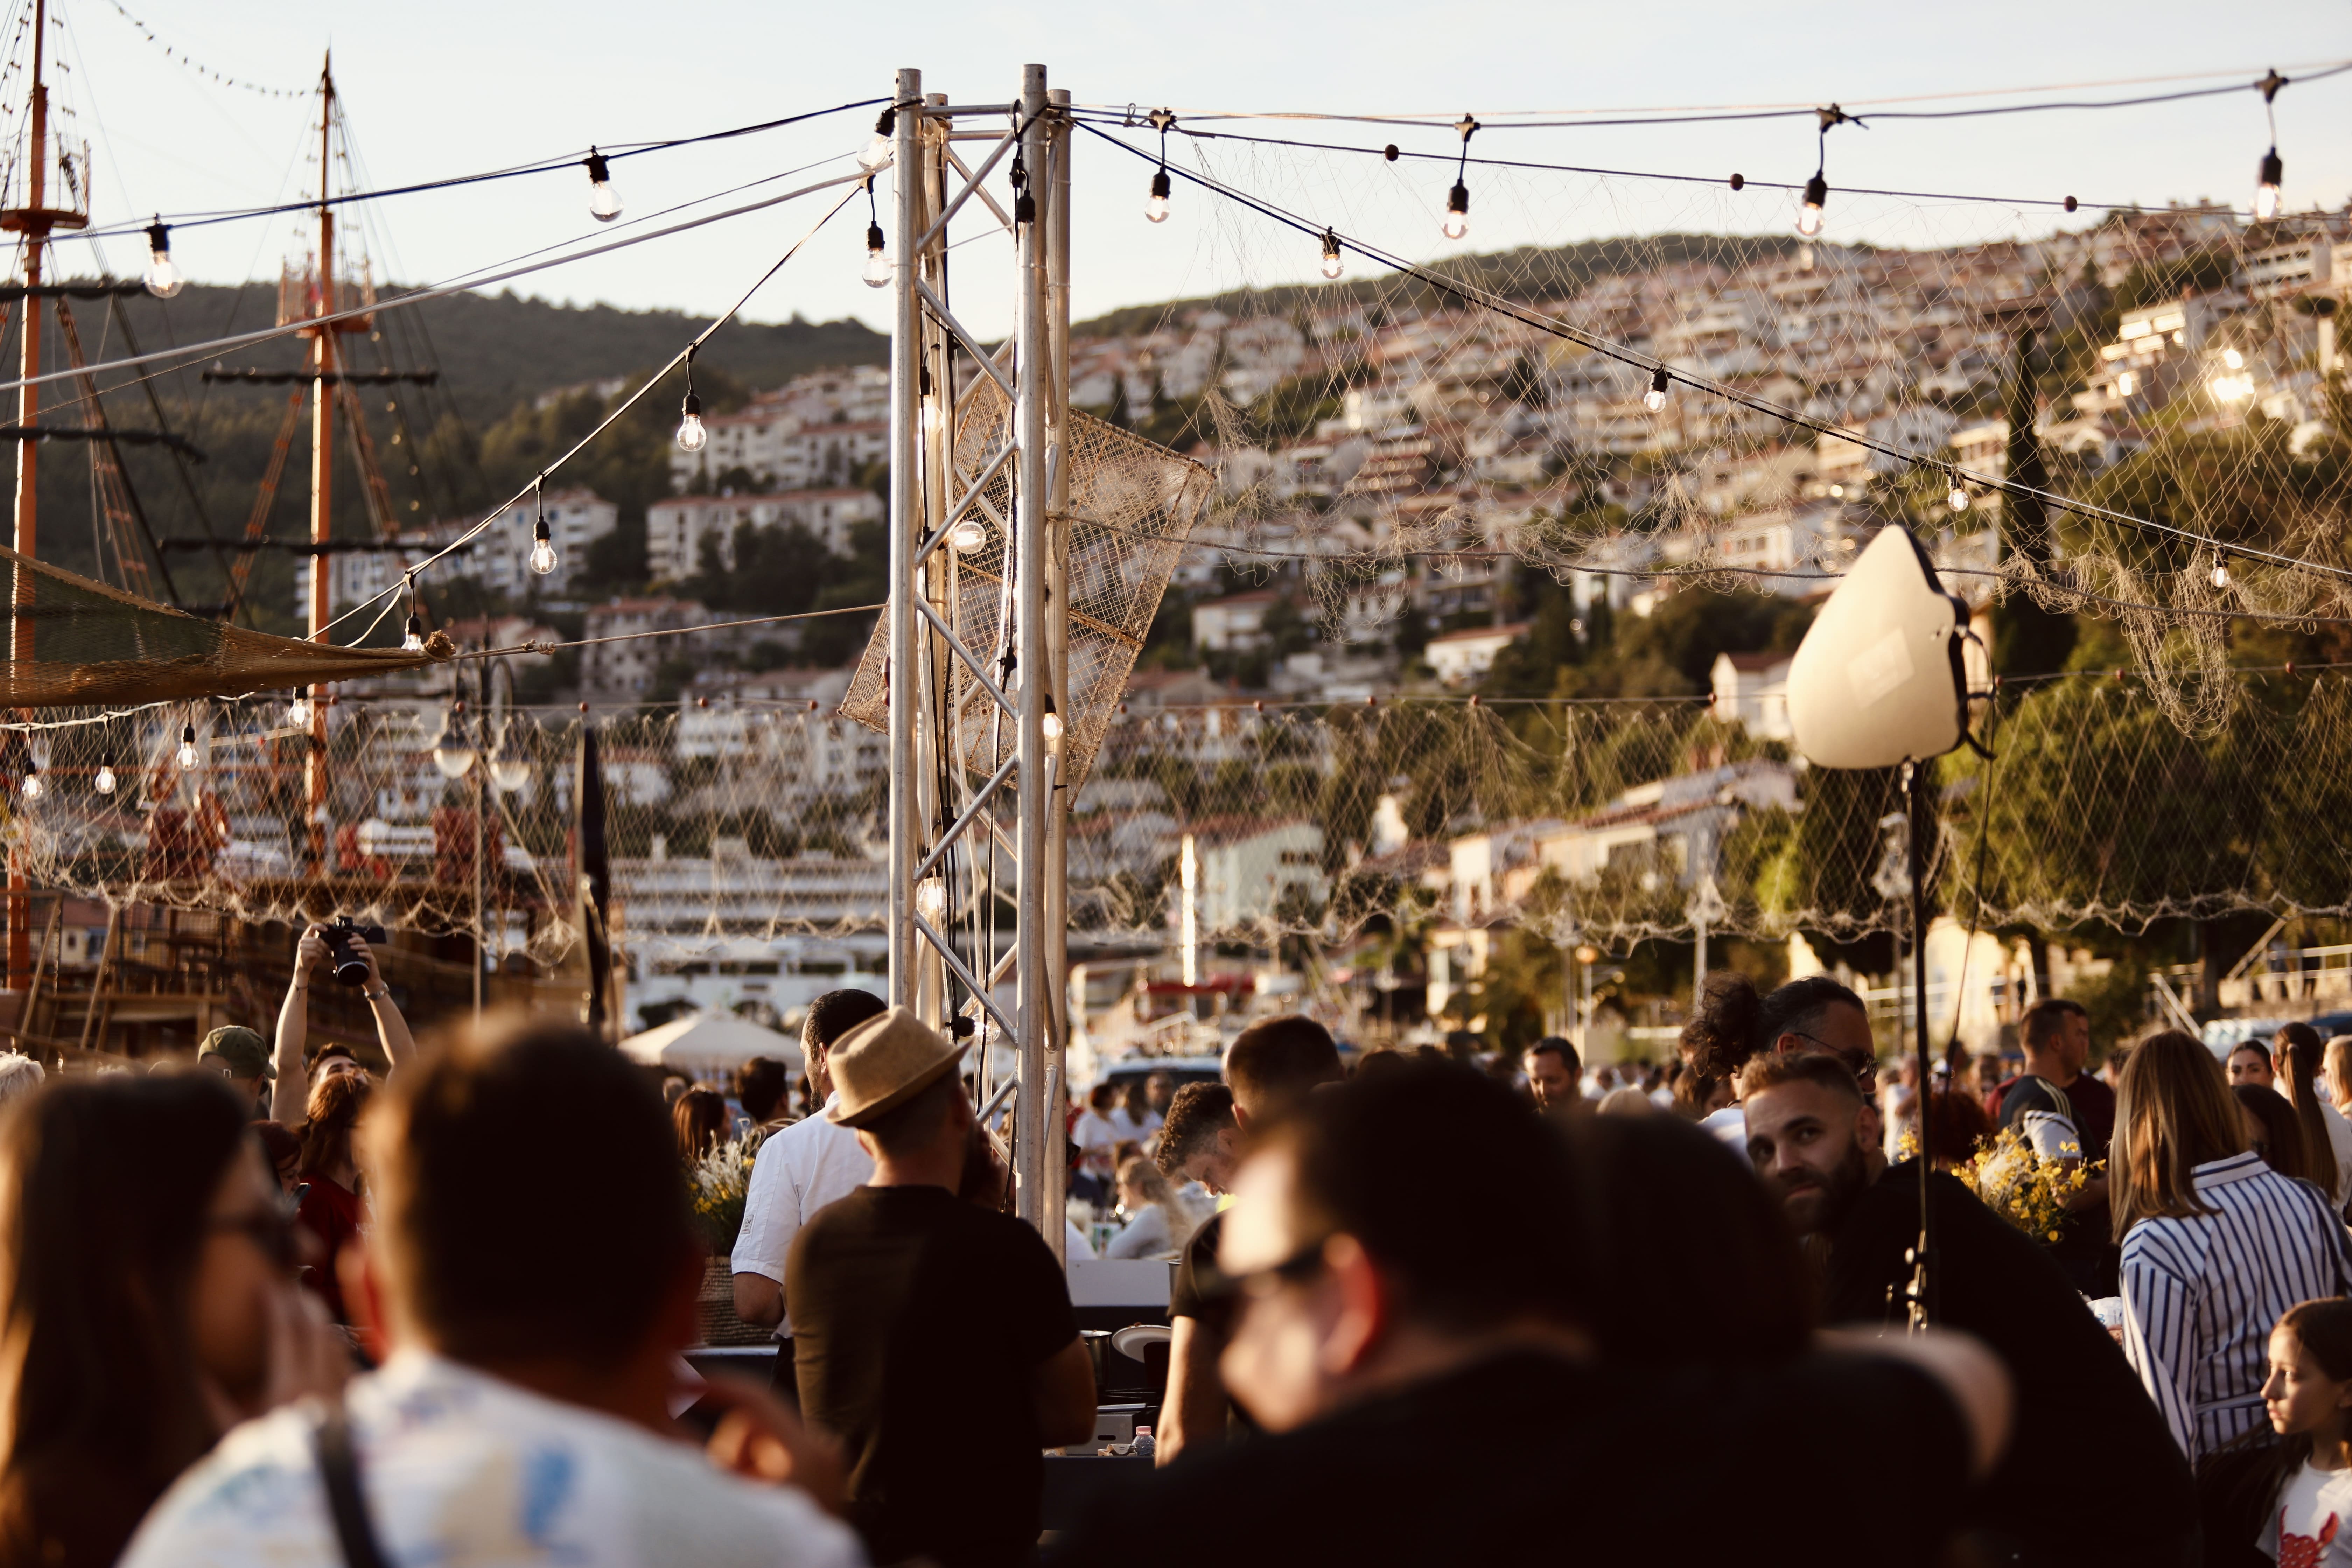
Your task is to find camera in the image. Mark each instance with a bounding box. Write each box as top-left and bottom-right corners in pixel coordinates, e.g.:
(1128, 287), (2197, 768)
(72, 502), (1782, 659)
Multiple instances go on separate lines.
(319, 916), (388, 988)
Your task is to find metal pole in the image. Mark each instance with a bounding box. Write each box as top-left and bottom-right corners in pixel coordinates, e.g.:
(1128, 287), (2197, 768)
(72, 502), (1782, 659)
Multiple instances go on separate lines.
(1041, 83), (1073, 1260)
(886, 67), (922, 1012)
(472, 665), (484, 1024)
(1012, 62), (1052, 1237)
(1904, 758), (1935, 1329)
(6, 0), (49, 992)
(305, 58), (336, 872)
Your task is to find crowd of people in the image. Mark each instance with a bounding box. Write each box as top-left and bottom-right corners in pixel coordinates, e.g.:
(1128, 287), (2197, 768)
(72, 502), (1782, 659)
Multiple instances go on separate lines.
(8, 935), (2352, 1567)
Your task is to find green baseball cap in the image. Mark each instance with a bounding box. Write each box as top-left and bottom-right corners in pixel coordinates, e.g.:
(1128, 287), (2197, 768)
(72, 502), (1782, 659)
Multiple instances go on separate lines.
(196, 1026), (273, 1081)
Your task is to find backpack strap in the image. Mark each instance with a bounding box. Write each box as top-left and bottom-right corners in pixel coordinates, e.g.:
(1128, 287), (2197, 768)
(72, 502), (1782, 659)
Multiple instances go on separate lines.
(311, 1399), (393, 1568)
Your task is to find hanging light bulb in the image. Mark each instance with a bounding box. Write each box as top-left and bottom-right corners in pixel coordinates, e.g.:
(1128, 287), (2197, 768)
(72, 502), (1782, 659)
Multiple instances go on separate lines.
(859, 108), (896, 174)
(529, 510), (558, 576)
(487, 722), (532, 793)
(2223, 348), (2245, 370)
(1947, 478), (1970, 513)
(430, 702), (478, 780)
(94, 758), (117, 796)
(1442, 181), (1470, 240)
(948, 519), (986, 553)
(1644, 366), (1671, 413)
(19, 770), (38, 802)
(584, 147), (622, 223)
(916, 876), (948, 923)
(1319, 228), (1344, 280)
(1145, 167), (1171, 224)
(676, 390), (706, 452)
(402, 612), (426, 653)
(863, 221), (891, 288)
(287, 688), (314, 728)
(177, 722), (199, 770)
(1042, 694), (1064, 742)
(143, 219), (184, 299)
(2254, 147), (2284, 221)
(2211, 554), (2232, 590)
(1797, 173), (1828, 238)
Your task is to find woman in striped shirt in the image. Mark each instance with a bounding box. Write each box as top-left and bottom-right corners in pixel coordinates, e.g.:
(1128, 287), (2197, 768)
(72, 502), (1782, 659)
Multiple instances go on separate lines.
(2115, 1030), (2352, 1463)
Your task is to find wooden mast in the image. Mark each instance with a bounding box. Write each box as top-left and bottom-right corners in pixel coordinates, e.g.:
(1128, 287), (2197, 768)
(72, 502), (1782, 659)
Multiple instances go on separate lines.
(303, 55), (336, 869)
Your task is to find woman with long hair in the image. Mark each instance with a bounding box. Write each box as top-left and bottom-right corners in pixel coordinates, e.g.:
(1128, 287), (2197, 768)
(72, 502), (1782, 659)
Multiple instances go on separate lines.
(2275, 1023), (2352, 1206)
(0, 1074), (344, 1568)
(1101, 1155), (1200, 1260)
(2235, 1085), (2324, 1189)
(2115, 1030), (2352, 1464)
(293, 1069), (373, 1323)
(673, 1085), (729, 1162)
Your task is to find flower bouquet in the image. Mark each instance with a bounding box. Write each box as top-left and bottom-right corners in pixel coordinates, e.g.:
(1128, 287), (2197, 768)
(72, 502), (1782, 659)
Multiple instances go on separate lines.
(1955, 1126), (2096, 1244)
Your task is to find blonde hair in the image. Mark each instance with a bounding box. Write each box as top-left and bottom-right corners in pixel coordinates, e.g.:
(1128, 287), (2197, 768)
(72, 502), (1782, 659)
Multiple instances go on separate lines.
(2112, 1029), (2249, 1242)
(1117, 1154), (1178, 1211)
(2328, 1037), (2352, 1108)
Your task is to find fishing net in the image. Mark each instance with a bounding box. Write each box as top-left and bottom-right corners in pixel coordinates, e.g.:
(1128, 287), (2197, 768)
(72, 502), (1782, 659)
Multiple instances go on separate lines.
(838, 379), (1216, 791)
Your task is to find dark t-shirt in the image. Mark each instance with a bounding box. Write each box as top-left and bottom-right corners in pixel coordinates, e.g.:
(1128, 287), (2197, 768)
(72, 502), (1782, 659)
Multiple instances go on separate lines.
(1825, 1162), (2198, 1568)
(1049, 1349), (1972, 1568)
(788, 1184), (1078, 1568)
(1166, 1209), (1227, 1329)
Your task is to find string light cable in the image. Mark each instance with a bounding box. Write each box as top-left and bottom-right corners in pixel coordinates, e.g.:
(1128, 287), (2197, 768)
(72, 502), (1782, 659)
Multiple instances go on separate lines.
(1078, 121), (2352, 592)
(316, 177), (866, 648)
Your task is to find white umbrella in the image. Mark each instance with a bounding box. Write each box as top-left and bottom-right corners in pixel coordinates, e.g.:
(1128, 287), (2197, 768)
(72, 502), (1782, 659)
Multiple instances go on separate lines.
(619, 1013), (803, 1077)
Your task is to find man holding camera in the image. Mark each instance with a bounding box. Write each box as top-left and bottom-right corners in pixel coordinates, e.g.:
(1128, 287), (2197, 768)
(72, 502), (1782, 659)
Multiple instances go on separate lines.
(269, 922), (416, 1128)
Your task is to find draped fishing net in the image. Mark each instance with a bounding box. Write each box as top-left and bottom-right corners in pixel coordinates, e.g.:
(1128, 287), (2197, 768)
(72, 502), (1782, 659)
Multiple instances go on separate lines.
(1066, 120), (2352, 736)
(11, 669), (2352, 959)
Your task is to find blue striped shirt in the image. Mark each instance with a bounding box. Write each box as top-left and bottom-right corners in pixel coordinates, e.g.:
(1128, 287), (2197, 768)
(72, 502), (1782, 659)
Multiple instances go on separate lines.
(2121, 1150), (2352, 1462)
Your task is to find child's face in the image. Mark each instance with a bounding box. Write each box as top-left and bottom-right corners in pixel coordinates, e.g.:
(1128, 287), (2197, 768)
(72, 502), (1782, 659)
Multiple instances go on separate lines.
(2264, 1329), (2352, 1436)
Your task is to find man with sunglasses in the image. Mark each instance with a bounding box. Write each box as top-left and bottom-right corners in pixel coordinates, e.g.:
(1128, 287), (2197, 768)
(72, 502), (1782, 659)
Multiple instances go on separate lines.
(1054, 1061), (2012, 1568)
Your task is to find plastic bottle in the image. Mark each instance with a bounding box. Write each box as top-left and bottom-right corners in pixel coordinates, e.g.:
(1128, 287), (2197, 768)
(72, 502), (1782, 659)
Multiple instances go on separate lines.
(1131, 1424), (1154, 1459)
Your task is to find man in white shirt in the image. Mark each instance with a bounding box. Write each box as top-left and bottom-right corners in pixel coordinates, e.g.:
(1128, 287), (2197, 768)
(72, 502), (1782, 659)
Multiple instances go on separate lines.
(734, 990), (889, 1391)
(121, 1016), (864, 1568)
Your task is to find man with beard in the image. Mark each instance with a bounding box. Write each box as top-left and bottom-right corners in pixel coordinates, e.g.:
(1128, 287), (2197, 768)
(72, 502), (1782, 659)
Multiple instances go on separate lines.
(1741, 1051), (2197, 1568)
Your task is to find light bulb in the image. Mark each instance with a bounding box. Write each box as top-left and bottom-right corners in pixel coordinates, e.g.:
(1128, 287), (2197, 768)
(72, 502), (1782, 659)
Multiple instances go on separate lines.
(1042, 700), (1064, 742)
(1442, 182), (1469, 240)
(287, 692), (313, 728)
(1797, 173), (1828, 238)
(1644, 366), (1670, 413)
(2223, 348), (2245, 370)
(859, 109), (897, 173)
(402, 614), (426, 653)
(488, 729), (531, 792)
(95, 761), (117, 795)
(143, 220), (184, 299)
(1319, 229), (1344, 280)
(1947, 484), (1970, 513)
(529, 517), (558, 576)
(177, 723), (199, 770)
(948, 519), (986, 552)
(1146, 168), (1171, 224)
(676, 392), (706, 453)
(2255, 148), (2283, 222)
(916, 876), (948, 923)
(431, 705), (477, 780)
(2211, 558), (2232, 589)
(18, 772), (38, 801)
(863, 222), (891, 289)
(585, 148), (622, 223)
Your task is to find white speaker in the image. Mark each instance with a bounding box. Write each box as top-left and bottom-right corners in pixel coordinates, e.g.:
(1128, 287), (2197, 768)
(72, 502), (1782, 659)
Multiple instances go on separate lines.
(1787, 526), (1971, 770)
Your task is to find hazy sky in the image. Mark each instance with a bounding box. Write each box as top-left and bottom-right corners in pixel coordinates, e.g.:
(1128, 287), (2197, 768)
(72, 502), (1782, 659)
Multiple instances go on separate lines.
(24, 1), (2352, 342)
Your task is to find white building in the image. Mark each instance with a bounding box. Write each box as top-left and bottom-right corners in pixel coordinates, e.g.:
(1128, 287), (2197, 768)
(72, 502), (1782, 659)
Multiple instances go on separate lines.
(1710, 651), (1794, 740)
(677, 669), (856, 759)
(294, 489), (617, 612)
(581, 598), (709, 697)
(1192, 589), (1286, 653)
(1185, 818), (1326, 934)
(1425, 622), (1526, 687)
(648, 488), (882, 581)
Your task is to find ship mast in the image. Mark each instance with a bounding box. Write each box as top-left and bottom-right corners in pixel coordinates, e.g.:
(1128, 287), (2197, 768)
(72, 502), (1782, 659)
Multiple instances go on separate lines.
(2, 0), (88, 987)
(303, 55), (337, 867)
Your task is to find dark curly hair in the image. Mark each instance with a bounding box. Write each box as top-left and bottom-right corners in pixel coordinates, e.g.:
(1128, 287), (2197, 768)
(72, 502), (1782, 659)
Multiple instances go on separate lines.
(1681, 972), (1867, 1081)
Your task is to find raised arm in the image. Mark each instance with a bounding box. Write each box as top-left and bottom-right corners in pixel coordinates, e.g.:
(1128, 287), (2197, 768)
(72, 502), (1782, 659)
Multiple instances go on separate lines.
(351, 935), (416, 1078)
(269, 929), (328, 1126)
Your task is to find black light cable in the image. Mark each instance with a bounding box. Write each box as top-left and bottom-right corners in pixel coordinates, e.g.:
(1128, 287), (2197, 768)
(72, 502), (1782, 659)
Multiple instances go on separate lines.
(1146, 109), (1175, 222)
(2254, 69), (2287, 220)
(1798, 104), (1863, 240)
(1444, 114), (1477, 239)
(863, 176), (891, 288)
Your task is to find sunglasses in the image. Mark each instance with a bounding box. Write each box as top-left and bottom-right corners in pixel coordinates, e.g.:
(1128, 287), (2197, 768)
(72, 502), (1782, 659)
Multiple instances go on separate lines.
(208, 1194), (303, 1271)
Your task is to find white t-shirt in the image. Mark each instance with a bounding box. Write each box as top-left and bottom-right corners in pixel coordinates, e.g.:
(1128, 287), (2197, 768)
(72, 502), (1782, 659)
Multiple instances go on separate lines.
(1107, 1106), (1163, 1145)
(2320, 1100), (2352, 1209)
(2262, 1457), (2352, 1566)
(732, 1092), (875, 1337)
(1072, 1110), (1120, 1177)
(1701, 1104), (1746, 1153)
(1103, 1203), (1180, 1260)
(118, 1351), (867, 1568)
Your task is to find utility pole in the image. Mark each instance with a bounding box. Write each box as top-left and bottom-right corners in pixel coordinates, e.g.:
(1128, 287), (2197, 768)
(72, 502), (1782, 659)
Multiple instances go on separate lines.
(2, 0), (86, 990)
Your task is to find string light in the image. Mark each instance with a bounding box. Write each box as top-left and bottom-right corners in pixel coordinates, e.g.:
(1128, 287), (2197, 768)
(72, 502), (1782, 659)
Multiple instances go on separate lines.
(1797, 106), (1860, 240)
(142, 219), (184, 299)
(402, 575), (426, 653)
(862, 178), (890, 288)
(95, 758), (117, 795)
(528, 484), (558, 576)
(487, 720), (531, 792)
(1644, 365), (1671, 412)
(676, 348), (707, 453)
(948, 519), (986, 552)
(1947, 475), (1971, 512)
(2212, 552), (2233, 589)
(287, 688), (313, 728)
(176, 722), (198, 770)
(1443, 114), (1477, 240)
(2254, 70), (2287, 222)
(584, 147), (621, 223)
(859, 107), (896, 174)
(916, 875), (948, 922)
(1319, 227), (1344, 280)
(1042, 693), (1064, 742)
(430, 702), (477, 781)
(1146, 109), (1175, 222)
(18, 768), (38, 801)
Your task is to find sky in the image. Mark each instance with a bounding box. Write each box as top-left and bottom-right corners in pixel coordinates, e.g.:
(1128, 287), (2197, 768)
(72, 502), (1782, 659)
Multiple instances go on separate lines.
(18, 0), (2352, 344)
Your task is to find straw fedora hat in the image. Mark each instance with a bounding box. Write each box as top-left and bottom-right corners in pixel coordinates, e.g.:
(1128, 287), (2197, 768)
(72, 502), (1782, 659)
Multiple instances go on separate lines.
(825, 1006), (969, 1128)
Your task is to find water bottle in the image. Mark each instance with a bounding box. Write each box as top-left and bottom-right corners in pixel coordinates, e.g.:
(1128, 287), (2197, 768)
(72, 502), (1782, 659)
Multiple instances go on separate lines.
(1131, 1424), (1154, 1459)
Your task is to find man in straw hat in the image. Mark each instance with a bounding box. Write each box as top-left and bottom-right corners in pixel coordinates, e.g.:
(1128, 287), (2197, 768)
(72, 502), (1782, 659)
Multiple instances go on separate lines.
(786, 1007), (1096, 1568)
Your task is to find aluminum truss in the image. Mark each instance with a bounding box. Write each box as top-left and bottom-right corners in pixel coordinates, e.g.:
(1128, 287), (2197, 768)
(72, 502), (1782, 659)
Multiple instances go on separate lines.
(885, 65), (1073, 1252)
